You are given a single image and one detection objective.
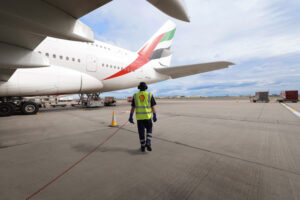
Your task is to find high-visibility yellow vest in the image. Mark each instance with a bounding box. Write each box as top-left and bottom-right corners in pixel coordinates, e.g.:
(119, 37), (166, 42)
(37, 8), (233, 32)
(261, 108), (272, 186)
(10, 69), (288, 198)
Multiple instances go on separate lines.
(134, 91), (152, 120)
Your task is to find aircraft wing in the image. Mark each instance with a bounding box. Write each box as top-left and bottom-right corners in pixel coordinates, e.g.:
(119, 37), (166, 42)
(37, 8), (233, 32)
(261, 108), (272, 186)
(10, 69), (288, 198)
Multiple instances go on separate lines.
(155, 61), (234, 79)
(0, 0), (111, 81)
(0, 0), (112, 50)
(43, 0), (112, 19)
(0, 0), (188, 50)
(0, 0), (189, 81)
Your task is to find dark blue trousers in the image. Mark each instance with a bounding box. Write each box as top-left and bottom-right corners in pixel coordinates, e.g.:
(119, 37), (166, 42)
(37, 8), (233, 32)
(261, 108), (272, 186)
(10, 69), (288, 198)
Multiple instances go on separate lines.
(137, 119), (153, 146)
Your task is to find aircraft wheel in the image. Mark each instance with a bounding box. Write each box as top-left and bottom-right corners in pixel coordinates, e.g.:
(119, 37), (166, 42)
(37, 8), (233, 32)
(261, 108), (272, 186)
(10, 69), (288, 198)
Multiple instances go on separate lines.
(21, 102), (39, 115)
(0, 102), (15, 117)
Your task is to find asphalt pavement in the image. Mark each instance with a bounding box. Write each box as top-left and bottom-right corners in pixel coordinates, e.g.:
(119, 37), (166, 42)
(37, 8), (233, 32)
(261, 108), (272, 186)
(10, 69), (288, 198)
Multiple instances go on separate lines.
(1, 99), (300, 200)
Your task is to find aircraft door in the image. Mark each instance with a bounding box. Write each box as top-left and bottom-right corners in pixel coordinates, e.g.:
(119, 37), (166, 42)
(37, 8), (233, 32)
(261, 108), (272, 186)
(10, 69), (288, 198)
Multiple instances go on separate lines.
(86, 55), (97, 72)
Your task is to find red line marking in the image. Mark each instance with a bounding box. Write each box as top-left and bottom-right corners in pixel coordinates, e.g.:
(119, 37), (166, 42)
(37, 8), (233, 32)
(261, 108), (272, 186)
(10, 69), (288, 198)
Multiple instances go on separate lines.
(25, 122), (128, 200)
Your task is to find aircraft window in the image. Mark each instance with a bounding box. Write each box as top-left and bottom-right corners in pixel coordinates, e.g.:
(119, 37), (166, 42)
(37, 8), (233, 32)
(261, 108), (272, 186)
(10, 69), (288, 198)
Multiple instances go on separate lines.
(118, 67), (120, 70)
(72, 58), (75, 61)
(78, 59), (81, 63)
(53, 54), (56, 58)
(110, 65), (112, 68)
(114, 66), (116, 69)
(96, 44), (98, 47)
(102, 63), (104, 67)
(104, 47), (107, 50)
(60, 55), (63, 59)
(106, 64), (108, 67)
(45, 53), (49, 57)
(38, 51), (41, 54)
(66, 57), (69, 61)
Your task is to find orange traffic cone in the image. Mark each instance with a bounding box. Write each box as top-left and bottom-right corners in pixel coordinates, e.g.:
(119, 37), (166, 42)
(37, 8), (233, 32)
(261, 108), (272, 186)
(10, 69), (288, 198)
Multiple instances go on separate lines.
(109, 111), (118, 127)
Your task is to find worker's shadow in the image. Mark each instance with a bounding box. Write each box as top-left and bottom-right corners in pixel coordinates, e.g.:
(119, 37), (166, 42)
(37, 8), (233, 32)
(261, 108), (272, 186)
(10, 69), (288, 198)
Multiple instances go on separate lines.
(72, 144), (144, 155)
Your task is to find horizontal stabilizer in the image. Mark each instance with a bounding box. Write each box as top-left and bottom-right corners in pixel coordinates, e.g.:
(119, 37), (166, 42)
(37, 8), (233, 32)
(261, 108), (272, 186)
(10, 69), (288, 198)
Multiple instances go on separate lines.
(155, 61), (234, 79)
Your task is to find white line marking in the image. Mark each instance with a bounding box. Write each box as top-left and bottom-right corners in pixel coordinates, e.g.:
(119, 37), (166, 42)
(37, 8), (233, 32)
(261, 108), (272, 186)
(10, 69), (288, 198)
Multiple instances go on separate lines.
(281, 103), (300, 118)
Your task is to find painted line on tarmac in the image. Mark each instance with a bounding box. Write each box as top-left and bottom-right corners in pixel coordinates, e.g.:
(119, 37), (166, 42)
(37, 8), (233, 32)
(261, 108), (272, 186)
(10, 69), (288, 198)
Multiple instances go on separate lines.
(281, 103), (300, 118)
(25, 121), (128, 200)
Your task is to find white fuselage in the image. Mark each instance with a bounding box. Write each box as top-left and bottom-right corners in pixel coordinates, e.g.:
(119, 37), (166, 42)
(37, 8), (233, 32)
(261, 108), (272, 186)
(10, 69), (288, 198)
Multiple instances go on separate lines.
(0, 38), (169, 97)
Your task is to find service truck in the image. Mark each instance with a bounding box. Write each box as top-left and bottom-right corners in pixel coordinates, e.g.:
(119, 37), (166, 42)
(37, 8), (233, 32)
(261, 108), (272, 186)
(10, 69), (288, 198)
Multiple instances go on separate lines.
(277, 90), (298, 103)
(253, 92), (270, 103)
(104, 97), (116, 106)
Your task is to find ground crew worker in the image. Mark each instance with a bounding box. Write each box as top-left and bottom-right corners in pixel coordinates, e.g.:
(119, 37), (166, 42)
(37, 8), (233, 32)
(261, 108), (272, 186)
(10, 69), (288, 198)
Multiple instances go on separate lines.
(129, 82), (157, 152)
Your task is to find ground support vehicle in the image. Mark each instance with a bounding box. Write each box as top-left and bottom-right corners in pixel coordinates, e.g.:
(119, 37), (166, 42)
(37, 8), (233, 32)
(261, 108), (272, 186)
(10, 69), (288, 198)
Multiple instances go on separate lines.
(277, 90), (298, 103)
(252, 92), (270, 103)
(127, 96), (133, 103)
(104, 97), (116, 106)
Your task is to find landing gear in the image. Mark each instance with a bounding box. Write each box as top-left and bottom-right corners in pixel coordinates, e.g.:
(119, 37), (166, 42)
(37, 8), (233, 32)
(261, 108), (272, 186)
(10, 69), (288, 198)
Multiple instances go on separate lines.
(0, 97), (39, 116)
(21, 102), (39, 115)
(0, 102), (16, 117)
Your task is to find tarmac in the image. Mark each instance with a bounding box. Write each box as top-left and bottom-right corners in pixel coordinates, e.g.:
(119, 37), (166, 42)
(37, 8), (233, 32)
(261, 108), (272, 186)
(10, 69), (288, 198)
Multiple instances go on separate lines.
(0, 99), (300, 200)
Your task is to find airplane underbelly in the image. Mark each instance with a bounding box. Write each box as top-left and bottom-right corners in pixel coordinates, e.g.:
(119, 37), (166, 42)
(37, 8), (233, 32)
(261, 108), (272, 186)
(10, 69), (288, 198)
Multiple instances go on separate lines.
(0, 65), (103, 96)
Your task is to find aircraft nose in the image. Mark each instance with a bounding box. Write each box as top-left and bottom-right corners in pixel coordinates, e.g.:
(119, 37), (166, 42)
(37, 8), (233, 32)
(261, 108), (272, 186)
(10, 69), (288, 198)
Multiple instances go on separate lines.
(147, 0), (190, 22)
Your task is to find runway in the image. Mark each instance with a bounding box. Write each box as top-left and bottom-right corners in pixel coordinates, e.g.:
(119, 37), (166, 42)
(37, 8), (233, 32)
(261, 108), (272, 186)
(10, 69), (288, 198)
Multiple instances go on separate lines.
(1, 99), (300, 200)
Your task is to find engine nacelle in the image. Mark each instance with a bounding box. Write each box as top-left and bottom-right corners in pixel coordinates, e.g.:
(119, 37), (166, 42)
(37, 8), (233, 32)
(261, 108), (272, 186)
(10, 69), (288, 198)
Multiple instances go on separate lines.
(147, 0), (190, 22)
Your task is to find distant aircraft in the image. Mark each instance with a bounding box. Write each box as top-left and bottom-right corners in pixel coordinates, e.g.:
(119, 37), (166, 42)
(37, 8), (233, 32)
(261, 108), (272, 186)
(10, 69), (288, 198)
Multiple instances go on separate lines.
(0, 1), (233, 116)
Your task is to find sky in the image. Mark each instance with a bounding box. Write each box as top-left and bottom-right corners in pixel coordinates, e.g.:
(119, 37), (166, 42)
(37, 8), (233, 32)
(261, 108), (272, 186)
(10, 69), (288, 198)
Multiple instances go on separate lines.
(80, 0), (300, 97)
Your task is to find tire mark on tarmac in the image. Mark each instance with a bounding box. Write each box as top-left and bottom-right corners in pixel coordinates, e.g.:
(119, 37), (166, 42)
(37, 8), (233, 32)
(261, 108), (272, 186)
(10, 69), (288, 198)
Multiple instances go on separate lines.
(160, 112), (300, 127)
(183, 157), (221, 200)
(120, 127), (300, 177)
(0, 127), (112, 149)
(257, 104), (266, 120)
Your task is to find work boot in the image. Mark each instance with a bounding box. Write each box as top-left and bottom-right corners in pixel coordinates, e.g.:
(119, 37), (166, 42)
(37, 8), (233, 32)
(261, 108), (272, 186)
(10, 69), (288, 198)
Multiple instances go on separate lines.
(141, 146), (145, 152)
(146, 144), (152, 151)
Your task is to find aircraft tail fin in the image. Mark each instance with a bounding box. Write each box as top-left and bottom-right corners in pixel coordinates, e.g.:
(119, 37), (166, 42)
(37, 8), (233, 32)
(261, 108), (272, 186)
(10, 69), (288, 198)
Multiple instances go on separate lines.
(137, 20), (176, 64)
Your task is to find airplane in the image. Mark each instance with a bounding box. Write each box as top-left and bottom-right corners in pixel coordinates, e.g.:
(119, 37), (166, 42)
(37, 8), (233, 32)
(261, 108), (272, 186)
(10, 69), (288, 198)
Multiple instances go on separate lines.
(0, 1), (234, 116)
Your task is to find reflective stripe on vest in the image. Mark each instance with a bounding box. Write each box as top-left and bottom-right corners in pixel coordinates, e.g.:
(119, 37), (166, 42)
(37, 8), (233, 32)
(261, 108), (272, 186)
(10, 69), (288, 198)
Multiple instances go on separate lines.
(135, 91), (152, 120)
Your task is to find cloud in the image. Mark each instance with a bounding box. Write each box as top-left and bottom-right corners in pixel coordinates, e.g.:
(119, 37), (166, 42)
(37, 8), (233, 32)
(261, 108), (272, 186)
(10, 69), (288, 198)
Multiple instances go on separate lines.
(80, 0), (300, 97)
